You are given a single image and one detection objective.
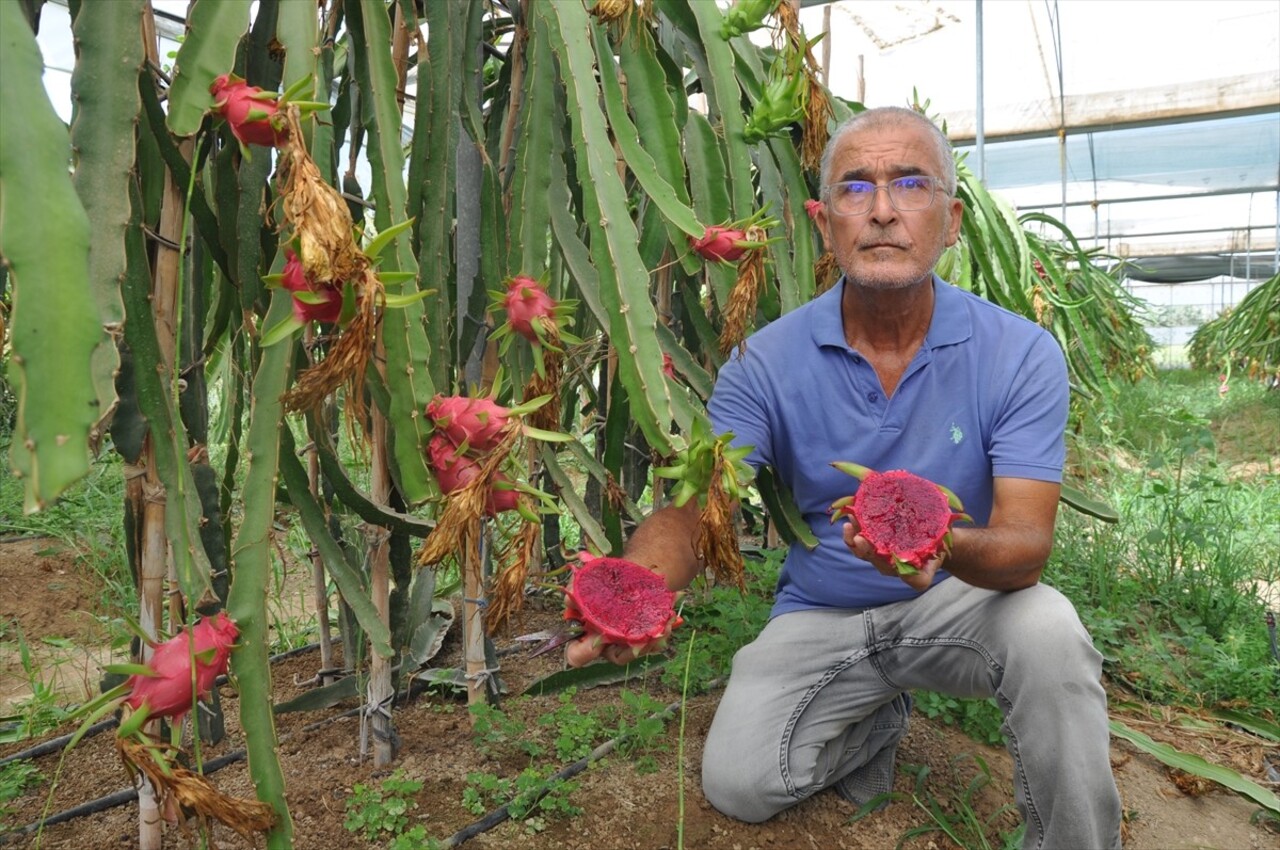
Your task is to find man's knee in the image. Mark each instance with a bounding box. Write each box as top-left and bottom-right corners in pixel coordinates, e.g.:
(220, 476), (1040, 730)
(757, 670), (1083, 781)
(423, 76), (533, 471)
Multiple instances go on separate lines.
(702, 762), (776, 823)
(701, 727), (791, 823)
(1000, 585), (1100, 670)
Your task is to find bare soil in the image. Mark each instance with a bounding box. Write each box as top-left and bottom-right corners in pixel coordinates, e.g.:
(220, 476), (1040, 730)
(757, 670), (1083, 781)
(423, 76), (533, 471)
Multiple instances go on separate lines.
(2, 540), (1277, 850)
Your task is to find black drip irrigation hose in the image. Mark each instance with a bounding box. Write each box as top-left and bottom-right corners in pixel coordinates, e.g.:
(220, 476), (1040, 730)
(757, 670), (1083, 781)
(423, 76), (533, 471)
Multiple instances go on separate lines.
(0, 640), (342, 842)
(441, 696), (684, 847)
(443, 677), (726, 848)
(6, 641), (718, 848)
(0, 718), (120, 770)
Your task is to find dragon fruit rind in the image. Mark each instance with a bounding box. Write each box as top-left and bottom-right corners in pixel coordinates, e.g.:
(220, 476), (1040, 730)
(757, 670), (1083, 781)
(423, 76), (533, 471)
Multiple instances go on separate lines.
(830, 463), (972, 575)
(565, 557), (681, 649)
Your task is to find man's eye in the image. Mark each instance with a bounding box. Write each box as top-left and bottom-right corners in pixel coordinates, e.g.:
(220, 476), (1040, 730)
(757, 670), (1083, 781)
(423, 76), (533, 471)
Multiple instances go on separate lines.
(842, 182), (875, 195)
(895, 176), (929, 190)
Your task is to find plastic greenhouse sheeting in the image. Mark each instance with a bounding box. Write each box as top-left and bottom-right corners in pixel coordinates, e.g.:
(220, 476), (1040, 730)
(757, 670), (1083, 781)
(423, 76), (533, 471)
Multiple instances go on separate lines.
(797, 0), (1279, 267)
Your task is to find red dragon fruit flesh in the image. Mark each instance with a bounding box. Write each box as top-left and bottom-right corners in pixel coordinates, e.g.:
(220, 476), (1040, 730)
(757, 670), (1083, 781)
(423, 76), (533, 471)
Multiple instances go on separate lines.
(830, 463), (972, 575)
(564, 556), (681, 649)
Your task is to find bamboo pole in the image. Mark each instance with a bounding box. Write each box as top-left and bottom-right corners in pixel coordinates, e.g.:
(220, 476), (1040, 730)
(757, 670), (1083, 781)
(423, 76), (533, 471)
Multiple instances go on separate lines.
(364, 393), (395, 765)
(304, 327), (336, 686)
(462, 527), (489, 711)
(307, 442), (336, 684)
(136, 9), (184, 841)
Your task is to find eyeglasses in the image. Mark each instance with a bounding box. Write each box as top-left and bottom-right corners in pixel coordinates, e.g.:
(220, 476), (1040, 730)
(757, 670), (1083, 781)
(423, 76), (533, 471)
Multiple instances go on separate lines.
(824, 176), (943, 216)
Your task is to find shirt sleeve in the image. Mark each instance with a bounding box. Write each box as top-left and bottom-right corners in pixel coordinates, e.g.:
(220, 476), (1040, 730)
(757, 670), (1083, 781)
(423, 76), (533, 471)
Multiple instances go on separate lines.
(706, 350), (775, 471)
(989, 332), (1069, 482)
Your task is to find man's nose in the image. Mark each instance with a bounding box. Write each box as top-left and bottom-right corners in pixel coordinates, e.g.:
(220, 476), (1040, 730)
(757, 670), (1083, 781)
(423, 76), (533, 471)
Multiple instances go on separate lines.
(867, 185), (898, 223)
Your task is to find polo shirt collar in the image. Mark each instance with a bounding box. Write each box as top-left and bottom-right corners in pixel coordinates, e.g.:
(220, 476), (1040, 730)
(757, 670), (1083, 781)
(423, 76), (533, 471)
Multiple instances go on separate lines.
(810, 274), (973, 351)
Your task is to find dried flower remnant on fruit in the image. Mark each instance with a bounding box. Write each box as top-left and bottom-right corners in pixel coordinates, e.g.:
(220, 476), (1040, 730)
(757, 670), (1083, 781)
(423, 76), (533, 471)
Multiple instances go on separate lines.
(719, 224), (769, 356)
(275, 107), (381, 419)
(116, 736), (275, 840)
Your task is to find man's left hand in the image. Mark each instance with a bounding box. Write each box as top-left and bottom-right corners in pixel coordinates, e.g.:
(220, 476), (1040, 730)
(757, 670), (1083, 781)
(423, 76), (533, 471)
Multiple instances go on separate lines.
(841, 519), (942, 591)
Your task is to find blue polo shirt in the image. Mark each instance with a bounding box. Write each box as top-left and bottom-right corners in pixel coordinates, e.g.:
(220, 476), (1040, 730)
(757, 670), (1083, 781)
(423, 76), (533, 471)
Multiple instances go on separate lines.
(708, 276), (1069, 614)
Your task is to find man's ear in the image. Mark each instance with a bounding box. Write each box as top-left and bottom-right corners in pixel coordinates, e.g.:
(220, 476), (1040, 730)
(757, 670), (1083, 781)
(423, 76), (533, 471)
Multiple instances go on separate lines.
(814, 204), (832, 250)
(944, 195), (964, 246)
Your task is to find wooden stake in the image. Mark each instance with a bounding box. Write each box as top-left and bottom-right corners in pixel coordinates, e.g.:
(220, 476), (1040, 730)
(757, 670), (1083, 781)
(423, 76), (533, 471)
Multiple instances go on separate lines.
(462, 527), (490, 713)
(365, 342), (395, 766)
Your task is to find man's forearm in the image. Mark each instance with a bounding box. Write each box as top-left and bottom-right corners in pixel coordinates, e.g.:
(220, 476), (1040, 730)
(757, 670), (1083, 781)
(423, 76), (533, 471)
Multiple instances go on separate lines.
(944, 524), (1052, 591)
(622, 500), (705, 591)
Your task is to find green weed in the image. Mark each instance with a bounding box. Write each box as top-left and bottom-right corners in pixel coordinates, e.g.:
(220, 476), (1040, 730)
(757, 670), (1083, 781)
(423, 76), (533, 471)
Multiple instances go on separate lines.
(912, 692), (1005, 746)
(462, 766), (582, 833)
(854, 755), (1022, 850)
(0, 629), (73, 743)
(539, 690), (607, 762)
(614, 689), (669, 769)
(0, 760), (42, 832)
(471, 699), (546, 761)
(342, 769), (433, 847)
(660, 549), (777, 694)
(470, 686), (670, 767)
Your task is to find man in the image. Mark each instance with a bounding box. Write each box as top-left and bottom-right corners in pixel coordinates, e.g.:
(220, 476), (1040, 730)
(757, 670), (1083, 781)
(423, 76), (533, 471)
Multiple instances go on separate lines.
(567, 106), (1122, 849)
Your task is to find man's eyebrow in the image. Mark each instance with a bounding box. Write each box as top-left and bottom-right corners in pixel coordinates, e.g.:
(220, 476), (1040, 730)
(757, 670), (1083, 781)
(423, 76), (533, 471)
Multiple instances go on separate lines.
(836, 164), (928, 182)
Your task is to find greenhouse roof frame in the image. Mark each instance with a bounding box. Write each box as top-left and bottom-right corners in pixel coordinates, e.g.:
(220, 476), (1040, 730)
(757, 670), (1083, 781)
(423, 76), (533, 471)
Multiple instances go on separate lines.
(34, 0), (1280, 282)
(798, 0), (1280, 278)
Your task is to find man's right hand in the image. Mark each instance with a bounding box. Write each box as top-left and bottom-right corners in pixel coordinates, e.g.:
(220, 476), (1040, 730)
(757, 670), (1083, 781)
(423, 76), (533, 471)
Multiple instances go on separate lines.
(564, 616), (678, 668)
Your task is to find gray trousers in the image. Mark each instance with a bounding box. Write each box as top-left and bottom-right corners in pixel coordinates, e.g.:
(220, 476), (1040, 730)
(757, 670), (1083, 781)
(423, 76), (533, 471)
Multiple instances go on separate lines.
(701, 577), (1122, 850)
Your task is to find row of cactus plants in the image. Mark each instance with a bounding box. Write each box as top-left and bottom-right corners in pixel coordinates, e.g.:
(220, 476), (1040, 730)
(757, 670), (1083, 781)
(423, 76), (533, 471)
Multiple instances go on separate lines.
(1189, 271), (1280, 384)
(0, 1), (1155, 847)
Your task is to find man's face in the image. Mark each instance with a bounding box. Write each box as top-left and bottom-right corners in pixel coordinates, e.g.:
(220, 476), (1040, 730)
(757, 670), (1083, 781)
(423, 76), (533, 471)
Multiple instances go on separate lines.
(816, 121), (963, 291)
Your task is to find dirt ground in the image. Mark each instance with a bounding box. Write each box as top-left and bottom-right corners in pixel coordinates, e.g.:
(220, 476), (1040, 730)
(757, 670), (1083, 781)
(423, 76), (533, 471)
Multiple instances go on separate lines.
(1, 537), (1277, 850)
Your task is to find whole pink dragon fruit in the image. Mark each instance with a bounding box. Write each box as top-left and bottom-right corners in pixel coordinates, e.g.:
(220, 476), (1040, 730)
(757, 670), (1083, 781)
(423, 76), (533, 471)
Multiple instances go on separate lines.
(426, 434), (519, 516)
(209, 74), (288, 148)
(280, 248), (343, 323)
(690, 225), (749, 263)
(502, 276), (559, 343)
(124, 612), (238, 721)
(427, 394), (511, 454)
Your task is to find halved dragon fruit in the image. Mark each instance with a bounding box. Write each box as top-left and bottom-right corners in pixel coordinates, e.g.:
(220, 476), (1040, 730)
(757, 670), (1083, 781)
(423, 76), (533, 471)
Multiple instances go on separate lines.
(830, 463), (972, 575)
(564, 556), (681, 649)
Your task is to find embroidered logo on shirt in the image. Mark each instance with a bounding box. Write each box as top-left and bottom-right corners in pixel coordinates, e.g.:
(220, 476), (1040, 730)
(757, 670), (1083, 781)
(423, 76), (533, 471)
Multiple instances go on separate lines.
(949, 423), (964, 444)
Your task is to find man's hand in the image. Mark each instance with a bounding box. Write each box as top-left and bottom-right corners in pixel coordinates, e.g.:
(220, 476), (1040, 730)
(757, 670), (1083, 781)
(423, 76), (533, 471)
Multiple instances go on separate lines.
(564, 597), (682, 668)
(840, 517), (942, 592)
(841, 478), (1061, 592)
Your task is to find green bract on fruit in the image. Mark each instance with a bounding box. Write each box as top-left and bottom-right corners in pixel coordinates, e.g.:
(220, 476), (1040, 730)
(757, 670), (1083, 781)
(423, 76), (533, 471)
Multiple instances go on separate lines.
(209, 73), (288, 148)
(565, 555), (682, 650)
(830, 462), (972, 575)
